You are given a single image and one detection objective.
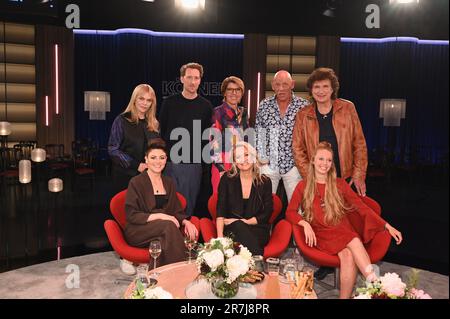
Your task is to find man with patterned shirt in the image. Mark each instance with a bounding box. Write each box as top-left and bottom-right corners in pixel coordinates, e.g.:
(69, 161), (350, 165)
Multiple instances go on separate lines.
(255, 70), (309, 202)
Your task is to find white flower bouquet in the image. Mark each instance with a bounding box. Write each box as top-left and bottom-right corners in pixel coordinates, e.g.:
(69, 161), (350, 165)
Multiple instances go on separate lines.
(195, 237), (254, 298)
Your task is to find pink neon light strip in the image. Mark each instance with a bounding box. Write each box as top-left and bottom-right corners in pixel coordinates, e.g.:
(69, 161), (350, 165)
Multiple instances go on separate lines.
(247, 90), (251, 120)
(257, 72), (261, 111)
(45, 96), (49, 126)
(55, 44), (59, 115)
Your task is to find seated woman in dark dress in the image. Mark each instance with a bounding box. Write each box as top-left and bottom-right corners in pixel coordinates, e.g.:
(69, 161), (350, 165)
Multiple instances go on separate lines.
(286, 142), (403, 299)
(124, 141), (198, 268)
(216, 141), (273, 256)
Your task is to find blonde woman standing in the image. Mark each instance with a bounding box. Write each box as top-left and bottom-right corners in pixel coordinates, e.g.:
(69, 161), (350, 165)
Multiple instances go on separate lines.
(108, 84), (160, 194)
(216, 142), (273, 256)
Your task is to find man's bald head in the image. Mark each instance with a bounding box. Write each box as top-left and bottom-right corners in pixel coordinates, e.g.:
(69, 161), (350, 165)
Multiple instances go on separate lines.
(272, 70), (295, 103)
(273, 70), (293, 82)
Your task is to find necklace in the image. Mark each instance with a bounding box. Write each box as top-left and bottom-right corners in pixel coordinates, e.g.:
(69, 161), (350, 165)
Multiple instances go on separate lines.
(318, 105), (332, 119)
(316, 188), (326, 208)
(149, 174), (163, 194)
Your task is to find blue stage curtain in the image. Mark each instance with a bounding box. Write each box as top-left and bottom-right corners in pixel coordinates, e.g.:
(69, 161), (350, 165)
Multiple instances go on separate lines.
(74, 32), (243, 148)
(339, 39), (449, 165)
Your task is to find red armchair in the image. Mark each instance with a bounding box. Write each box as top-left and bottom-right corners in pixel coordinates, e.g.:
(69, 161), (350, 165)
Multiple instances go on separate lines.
(104, 189), (200, 264)
(199, 193), (292, 259)
(292, 196), (391, 287)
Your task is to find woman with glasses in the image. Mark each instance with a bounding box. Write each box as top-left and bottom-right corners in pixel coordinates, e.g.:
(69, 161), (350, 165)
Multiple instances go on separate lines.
(210, 76), (249, 193)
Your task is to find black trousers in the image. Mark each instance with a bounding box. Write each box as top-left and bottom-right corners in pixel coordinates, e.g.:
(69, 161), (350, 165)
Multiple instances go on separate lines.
(224, 221), (270, 256)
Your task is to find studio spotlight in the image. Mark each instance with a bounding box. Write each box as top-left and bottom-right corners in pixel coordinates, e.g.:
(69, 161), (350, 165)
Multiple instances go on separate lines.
(175, 0), (206, 11)
(389, 0), (420, 4)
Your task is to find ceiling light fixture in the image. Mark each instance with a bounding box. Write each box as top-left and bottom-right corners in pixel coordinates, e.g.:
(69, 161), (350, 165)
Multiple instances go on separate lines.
(175, 0), (205, 11)
(389, 0), (420, 4)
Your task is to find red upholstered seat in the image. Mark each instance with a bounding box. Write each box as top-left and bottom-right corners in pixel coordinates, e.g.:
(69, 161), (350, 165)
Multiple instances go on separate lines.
(104, 189), (200, 264)
(199, 193), (292, 259)
(292, 196), (391, 268)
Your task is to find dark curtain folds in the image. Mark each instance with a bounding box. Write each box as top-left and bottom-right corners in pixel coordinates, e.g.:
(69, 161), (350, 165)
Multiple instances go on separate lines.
(74, 32), (243, 148)
(339, 40), (449, 165)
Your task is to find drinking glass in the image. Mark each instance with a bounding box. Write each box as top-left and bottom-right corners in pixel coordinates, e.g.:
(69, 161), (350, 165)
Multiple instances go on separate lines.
(266, 257), (280, 276)
(136, 264), (149, 287)
(293, 248), (304, 271)
(283, 262), (297, 283)
(184, 235), (197, 264)
(252, 255), (264, 272)
(149, 239), (162, 278)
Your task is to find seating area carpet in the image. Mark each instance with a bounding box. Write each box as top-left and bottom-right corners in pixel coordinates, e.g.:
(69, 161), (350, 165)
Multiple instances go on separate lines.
(0, 251), (447, 299)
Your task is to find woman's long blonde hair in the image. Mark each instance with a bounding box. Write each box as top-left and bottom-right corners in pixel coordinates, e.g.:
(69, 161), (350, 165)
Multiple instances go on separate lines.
(227, 141), (267, 186)
(122, 84), (159, 132)
(302, 142), (350, 225)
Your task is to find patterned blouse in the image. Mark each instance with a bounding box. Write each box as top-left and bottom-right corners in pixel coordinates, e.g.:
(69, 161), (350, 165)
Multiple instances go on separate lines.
(255, 94), (309, 175)
(210, 102), (249, 172)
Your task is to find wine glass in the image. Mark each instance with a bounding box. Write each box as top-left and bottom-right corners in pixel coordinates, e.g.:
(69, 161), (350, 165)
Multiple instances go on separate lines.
(184, 235), (197, 264)
(149, 239), (162, 278)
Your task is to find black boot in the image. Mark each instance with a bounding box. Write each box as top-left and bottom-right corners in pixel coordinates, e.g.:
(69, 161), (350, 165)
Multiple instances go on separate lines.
(314, 266), (334, 280)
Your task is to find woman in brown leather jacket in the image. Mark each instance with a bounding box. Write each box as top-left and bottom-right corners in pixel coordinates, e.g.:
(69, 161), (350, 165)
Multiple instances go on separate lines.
(292, 67), (368, 197)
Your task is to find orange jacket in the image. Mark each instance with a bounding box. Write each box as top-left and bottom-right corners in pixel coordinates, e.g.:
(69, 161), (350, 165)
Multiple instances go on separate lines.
(292, 98), (368, 182)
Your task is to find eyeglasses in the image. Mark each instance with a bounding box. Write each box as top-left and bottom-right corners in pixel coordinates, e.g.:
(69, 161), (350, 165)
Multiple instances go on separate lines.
(226, 88), (242, 94)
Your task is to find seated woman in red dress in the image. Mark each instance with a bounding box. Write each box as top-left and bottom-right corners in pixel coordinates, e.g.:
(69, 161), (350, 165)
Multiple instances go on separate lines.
(286, 142), (403, 299)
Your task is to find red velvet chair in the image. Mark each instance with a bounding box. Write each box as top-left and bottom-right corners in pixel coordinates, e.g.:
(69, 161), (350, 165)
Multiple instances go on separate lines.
(292, 196), (391, 288)
(104, 189), (200, 264)
(199, 193), (292, 259)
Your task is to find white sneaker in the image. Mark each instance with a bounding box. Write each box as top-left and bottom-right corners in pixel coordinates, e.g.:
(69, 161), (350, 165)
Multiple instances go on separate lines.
(120, 259), (136, 275)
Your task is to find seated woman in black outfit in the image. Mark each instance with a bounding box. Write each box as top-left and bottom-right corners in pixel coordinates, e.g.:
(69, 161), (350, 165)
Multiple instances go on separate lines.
(216, 141), (273, 256)
(124, 141), (198, 268)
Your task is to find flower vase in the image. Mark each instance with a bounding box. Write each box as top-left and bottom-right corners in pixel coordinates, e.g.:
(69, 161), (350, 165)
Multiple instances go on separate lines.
(211, 277), (239, 298)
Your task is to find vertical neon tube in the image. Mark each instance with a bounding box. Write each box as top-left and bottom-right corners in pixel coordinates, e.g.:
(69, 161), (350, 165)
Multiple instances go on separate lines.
(247, 89), (251, 121)
(45, 95), (49, 126)
(256, 72), (261, 111)
(54, 44), (59, 115)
